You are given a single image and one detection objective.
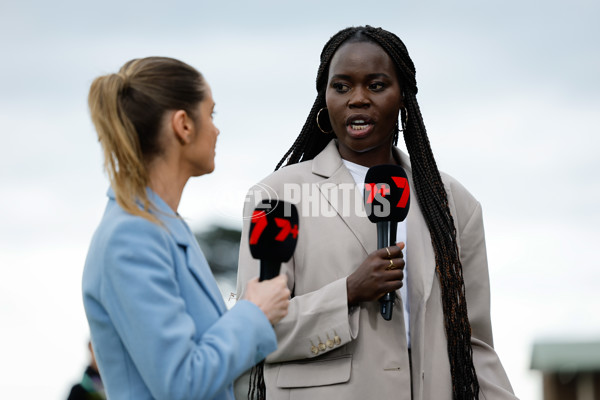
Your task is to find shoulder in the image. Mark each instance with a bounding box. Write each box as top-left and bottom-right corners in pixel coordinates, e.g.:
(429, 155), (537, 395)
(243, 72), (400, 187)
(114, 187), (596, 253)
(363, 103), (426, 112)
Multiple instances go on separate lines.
(439, 170), (482, 231)
(250, 140), (343, 192)
(85, 200), (173, 276)
(99, 201), (170, 247)
(261, 161), (314, 186)
(245, 161), (316, 200)
(439, 171), (477, 203)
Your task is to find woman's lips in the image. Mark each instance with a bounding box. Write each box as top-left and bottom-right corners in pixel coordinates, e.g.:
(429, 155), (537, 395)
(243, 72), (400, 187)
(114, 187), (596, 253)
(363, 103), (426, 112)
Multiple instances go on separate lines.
(345, 115), (374, 138)
(346, 122), (374, 138)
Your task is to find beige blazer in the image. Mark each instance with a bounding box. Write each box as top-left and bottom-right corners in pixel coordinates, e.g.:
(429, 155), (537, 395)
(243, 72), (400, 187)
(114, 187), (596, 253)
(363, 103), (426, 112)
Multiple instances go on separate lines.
(236, 140), (517, 400)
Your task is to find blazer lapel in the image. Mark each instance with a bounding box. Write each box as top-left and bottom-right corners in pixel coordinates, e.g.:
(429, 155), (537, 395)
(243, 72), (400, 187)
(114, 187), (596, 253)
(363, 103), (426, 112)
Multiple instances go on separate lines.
(391, 149), (436, 306)
(146, 189), (228, 315)
(311, 142), (438, 300)
(309, 144), (439, 395)
(393, 149), (436, 396)
(182, 239), (228, 315)
(314, 141), (376, 255)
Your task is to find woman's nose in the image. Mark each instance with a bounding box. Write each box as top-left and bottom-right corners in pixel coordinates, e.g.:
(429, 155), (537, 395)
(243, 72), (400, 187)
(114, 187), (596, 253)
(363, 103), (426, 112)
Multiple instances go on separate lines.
(348, 87), (370, 108)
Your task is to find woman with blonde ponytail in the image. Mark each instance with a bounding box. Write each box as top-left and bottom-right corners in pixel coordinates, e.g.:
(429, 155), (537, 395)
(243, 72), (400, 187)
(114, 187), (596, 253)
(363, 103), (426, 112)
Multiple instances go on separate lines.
(83, 57), (290, 400)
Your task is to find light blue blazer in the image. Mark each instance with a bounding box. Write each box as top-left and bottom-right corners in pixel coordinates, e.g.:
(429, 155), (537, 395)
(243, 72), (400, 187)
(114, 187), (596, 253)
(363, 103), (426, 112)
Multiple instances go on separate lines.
(82, 188), (276, 400)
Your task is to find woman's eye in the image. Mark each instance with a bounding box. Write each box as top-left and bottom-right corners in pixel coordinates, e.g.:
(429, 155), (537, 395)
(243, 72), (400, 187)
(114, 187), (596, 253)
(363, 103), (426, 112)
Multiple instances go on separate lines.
(332, 82), (349, 93)
(369, 82), (385, 91)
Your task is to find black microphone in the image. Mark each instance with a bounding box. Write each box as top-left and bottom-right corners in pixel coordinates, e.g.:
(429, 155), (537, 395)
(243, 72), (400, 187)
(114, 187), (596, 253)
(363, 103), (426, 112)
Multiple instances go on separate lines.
(364, 165), (411, 320)
(249, 199), (299, 281)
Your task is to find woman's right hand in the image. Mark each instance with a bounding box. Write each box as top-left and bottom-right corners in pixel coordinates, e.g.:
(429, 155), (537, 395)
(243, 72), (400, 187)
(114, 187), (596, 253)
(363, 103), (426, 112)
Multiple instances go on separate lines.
(243, 275), (290, 325)
(346, 242), (405, 306)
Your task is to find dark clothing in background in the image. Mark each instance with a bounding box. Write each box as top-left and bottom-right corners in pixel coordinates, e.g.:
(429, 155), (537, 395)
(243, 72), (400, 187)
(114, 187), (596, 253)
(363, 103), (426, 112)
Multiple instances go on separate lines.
(67, 367), (105, 400)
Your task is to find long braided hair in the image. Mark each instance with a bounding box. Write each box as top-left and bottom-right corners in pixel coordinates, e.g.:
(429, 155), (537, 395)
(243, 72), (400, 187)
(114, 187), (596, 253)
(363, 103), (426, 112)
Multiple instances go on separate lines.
(276, 26), (480, 400)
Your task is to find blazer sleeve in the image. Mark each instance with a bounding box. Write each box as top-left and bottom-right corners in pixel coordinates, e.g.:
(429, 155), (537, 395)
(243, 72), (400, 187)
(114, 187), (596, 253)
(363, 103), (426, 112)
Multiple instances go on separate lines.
(236, 187), (358, 363)
(451, 182), (517, 399)
(98, 217), (277, 400)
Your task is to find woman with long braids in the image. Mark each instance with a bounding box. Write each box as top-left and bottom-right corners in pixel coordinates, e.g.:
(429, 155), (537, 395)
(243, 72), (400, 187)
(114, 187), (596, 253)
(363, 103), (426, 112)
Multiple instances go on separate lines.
(236, 26), (516, 400)
(82, 57), (290, 399)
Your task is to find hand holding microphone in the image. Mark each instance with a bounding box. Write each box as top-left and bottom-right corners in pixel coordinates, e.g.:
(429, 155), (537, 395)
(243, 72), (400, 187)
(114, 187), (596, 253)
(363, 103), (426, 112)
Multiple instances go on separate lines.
(360, 164), (411, 320)
(244, 275), (290, 325)
(346, 242), (405, 306)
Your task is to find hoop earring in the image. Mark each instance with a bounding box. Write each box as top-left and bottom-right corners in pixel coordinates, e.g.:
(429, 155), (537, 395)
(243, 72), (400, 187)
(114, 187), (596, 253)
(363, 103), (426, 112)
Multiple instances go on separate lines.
(401, 107), (409, 131)
(316, 107), (333, 134)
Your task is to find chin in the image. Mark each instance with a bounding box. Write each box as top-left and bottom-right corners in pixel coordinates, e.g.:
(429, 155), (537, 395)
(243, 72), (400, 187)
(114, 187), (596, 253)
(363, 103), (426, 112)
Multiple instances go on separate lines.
(343, 134), (394, 152)
(192, 164), (215, 177)
(344, 141), (381, 154)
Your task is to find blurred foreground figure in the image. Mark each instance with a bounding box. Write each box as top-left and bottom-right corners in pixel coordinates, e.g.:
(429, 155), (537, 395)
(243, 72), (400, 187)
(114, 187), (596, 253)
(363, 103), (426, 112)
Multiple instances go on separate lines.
(67, 341), (105, 400)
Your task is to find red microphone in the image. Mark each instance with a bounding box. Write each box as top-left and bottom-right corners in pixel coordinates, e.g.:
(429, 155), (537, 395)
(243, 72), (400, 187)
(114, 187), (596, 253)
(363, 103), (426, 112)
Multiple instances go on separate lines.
(249, 200), (299, 281)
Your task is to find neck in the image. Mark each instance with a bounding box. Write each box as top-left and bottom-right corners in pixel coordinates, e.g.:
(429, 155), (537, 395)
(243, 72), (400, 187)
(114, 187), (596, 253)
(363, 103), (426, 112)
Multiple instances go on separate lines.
(146, 156), (190, 213)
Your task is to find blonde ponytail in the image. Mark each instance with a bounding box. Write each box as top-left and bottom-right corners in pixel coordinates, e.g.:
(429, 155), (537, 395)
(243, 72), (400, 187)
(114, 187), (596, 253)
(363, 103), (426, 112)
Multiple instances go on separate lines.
(88, 57), (205, 224)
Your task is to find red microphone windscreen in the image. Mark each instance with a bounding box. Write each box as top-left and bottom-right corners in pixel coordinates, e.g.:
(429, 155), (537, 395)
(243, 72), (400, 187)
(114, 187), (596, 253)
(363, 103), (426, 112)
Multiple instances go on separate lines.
(249, 200), (299, 262)
(364, 164), (410, 223)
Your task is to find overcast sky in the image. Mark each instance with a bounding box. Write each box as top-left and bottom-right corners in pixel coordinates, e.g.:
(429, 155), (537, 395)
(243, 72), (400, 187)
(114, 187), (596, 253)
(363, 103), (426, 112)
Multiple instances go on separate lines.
(1, 1), (598, 398)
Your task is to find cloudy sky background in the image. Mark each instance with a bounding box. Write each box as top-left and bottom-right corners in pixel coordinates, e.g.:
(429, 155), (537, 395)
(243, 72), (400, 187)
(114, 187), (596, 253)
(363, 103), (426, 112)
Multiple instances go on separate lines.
(1, 0), (598, 398)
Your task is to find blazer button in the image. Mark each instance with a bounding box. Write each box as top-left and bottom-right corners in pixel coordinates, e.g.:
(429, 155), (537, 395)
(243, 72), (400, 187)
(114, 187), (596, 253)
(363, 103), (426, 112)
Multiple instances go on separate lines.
(326, 339), (334, 348)
(311, 345), (319, 355)
(318, 342), (326, 351)
(334, 335), (341, 346)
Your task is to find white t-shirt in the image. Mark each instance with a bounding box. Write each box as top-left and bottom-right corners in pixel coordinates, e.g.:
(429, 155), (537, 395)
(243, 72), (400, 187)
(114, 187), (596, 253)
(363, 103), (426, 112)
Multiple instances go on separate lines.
(342, 159), (411, 347)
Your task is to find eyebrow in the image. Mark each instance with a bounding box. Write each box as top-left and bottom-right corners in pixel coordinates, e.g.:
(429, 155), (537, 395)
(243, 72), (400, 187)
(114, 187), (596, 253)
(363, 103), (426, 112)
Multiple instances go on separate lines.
(331, 73), (392, 80)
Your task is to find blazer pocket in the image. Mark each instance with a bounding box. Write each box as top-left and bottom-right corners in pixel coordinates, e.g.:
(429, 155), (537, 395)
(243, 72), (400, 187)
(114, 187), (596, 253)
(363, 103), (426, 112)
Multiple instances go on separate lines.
(276, 355), (352, 388)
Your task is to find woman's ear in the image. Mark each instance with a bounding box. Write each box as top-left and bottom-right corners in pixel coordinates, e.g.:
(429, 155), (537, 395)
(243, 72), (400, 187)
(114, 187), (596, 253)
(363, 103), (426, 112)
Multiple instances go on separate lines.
(171, 110), (193, 145)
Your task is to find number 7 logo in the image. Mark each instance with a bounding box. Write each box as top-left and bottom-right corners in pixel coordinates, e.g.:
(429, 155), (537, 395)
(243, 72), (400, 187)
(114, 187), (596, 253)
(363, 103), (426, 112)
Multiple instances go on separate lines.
(249, 210), (299, 244)
(249, 210), (267, 245)
(391, 176), (409, 208)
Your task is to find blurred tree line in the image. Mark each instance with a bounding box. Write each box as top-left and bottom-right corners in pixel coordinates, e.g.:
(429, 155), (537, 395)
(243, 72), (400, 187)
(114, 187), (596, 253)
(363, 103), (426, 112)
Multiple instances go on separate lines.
(194, 225), (242, 299)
